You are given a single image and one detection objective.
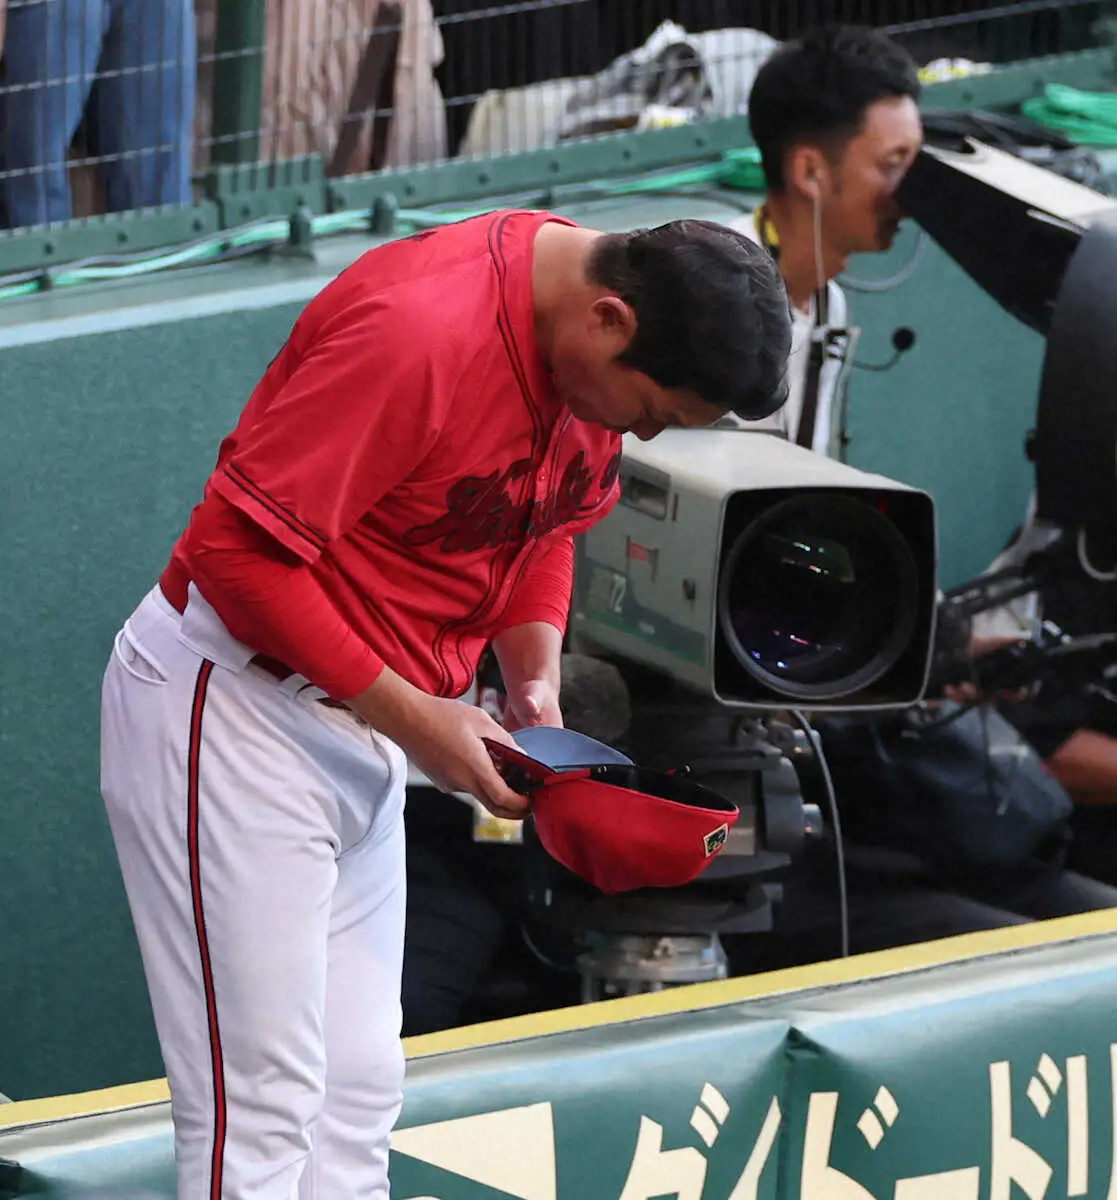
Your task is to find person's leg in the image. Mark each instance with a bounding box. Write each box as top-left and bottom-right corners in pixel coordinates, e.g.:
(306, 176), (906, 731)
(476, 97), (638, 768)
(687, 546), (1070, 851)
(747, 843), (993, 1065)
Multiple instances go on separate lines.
(843, 876), (1031, 953)
(1, 0), (107, 224)
(96, 0), (195, 211)
(725, 842), (1029, 975)
(101, 587), (397, 1198)
(1066, 805), (1117, 887)
(962, 856), (1117, 920)
(299, 726), (408, 1199)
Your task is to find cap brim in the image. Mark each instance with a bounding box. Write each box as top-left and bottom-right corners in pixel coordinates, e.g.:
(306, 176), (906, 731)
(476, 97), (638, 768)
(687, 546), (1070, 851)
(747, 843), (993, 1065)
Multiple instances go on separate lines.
(513, 726), (634, 770)
(484, 739), (561, 789)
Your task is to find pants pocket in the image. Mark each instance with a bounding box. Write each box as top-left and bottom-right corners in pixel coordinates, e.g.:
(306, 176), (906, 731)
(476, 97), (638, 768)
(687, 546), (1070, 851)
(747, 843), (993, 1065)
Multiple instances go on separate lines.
(112, 626), (169, 686)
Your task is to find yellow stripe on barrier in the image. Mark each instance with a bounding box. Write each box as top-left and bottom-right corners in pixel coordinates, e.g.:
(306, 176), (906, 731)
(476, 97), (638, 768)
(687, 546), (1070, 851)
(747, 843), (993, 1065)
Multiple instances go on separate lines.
(0, 1077), (171, 1129)
(405, 907), (1117, 1055)
(4, 908), (1117, 1130)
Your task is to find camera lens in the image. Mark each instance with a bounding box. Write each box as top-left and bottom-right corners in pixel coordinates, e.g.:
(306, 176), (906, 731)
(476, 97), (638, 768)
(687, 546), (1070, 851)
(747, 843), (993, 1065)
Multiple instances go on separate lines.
(718, 494), (919, 700)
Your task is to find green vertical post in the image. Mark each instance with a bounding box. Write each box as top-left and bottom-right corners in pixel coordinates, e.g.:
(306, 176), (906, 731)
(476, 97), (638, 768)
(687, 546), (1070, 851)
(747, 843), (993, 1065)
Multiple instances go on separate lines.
(210, 0), (267, 165)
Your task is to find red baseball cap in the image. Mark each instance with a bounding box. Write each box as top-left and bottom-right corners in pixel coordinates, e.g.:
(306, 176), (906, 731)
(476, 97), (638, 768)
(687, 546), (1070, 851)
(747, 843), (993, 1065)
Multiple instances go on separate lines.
(485, 728), (739, 895)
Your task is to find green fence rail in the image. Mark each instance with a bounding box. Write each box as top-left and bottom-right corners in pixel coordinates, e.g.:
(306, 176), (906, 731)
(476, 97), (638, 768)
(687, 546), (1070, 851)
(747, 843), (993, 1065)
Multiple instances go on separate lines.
(209, 0), (268, 167)
(0, 46), (1113, 281)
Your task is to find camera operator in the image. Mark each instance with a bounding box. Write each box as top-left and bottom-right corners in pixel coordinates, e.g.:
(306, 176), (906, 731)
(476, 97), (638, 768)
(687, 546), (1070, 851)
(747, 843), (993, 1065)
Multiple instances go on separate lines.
(727, 25), (1117, 970)
(733, 23), (921, 457)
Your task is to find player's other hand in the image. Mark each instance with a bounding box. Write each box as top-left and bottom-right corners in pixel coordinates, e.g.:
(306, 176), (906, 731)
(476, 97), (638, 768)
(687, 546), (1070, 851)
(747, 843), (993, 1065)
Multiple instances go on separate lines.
(502, 677), (563, 733)
(350, 669), (529, 820)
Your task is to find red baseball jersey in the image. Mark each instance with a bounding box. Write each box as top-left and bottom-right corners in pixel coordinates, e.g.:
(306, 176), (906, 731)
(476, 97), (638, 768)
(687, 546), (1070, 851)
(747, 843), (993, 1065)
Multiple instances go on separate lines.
(162, 211), (622, 698)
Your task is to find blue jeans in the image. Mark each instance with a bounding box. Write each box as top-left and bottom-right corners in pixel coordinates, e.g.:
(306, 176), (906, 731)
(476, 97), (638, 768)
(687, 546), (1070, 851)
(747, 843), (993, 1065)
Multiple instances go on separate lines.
(0, 0), (196, 226)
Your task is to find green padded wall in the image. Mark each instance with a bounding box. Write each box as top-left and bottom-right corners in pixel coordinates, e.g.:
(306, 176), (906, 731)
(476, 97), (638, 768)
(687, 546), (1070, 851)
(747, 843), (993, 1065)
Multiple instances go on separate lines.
(839, 224), (1043, 584)
(0, 190), (1052, 1099)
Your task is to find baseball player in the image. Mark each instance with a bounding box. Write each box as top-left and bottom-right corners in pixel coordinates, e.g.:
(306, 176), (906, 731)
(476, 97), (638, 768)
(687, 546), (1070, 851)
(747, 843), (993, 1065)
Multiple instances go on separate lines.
(99, 210), (791, 1199)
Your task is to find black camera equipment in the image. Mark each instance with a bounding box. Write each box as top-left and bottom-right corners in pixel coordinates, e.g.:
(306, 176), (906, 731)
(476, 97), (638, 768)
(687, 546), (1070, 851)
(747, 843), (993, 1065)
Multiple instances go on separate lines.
(928, 528), (1117, 696)
(521, 702), (820, 1000)
(900, 138), (1117, 704)
(973, 627), (1117, 694)
(897, 137), (1117, 533)
(927, 541), (1063, 691)
(920, 108), (1111, 193)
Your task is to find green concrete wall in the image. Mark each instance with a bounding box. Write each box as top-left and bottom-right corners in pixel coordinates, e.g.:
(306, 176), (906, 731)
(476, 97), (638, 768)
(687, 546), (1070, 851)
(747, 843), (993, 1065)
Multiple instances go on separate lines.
(0, 189), (1056, 1101)
(0, 296), (303, 1099)
(840, 223), (1043, 582)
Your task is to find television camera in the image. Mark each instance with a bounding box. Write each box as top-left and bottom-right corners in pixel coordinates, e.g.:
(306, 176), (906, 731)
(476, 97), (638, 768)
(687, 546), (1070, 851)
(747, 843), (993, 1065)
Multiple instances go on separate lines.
(538, 431), (935, 998)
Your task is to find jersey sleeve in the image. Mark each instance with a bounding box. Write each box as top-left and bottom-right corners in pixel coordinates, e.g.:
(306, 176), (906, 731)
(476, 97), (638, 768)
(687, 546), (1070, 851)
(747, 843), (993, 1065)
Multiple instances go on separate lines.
(210, 293), (447, 563)
(495, 535), (575, 635)
(188, 492), (384, 699)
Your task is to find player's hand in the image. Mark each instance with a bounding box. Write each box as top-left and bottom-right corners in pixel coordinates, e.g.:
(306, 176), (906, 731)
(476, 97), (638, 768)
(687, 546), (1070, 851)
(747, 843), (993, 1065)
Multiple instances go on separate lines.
(410, 697), (530, 820)
(502, 677), (563, 733)
(492, 621), (563, 733)
(349, 669), (529, 820)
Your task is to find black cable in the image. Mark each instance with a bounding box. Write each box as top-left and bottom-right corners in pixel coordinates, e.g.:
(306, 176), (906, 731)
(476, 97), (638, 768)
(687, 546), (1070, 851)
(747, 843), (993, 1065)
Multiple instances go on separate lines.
(519, 921), (581, 974)
(881, 0), (1102, 36)
(790, 709), (849, 959)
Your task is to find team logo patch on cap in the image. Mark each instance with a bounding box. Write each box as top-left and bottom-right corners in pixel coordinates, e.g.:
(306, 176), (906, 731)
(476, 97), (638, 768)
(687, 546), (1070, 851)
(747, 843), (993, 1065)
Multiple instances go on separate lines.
(704, 823), (730, 857)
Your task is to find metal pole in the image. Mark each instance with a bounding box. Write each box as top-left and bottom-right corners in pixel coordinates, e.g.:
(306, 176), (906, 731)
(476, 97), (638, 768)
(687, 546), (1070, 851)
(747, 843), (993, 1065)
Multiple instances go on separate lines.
(210, 0), (267, 165)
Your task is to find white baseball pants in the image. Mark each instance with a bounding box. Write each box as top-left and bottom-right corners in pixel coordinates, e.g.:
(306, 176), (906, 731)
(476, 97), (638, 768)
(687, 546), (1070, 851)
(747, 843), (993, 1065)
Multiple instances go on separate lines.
(100, 584), (408, 1199)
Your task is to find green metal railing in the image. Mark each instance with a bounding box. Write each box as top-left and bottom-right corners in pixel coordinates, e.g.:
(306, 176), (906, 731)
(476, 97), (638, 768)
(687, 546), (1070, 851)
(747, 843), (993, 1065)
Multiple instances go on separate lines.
(0, 44), (1113, 288)
(209, 0), (268, 167)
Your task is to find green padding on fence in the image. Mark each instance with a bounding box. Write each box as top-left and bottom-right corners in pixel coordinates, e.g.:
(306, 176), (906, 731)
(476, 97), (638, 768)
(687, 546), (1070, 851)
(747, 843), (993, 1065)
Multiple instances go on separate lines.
(3, 1103), (173, 1198)
(768, 934), (1117, 1197)
(4, 928), (1117, 1198)
(395, 1011), (790, 1199)
(0, 203), (222, 278)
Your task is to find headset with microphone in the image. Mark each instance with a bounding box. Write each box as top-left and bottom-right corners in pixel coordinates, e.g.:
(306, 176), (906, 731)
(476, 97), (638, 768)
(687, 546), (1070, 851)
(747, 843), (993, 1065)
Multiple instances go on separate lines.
(854, 326), (916, 371)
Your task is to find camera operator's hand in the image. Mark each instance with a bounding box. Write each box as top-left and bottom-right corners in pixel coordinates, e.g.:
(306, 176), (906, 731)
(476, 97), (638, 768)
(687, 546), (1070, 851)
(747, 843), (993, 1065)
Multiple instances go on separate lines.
(971, 634), (1029, 661)
(943, 634), (1031, 705)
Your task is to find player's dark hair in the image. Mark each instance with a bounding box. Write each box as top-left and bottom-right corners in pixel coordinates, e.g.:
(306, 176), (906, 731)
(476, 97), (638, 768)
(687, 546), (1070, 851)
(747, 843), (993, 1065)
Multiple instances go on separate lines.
(749, 24), (921, 191)
(587, 220), (792, 421)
